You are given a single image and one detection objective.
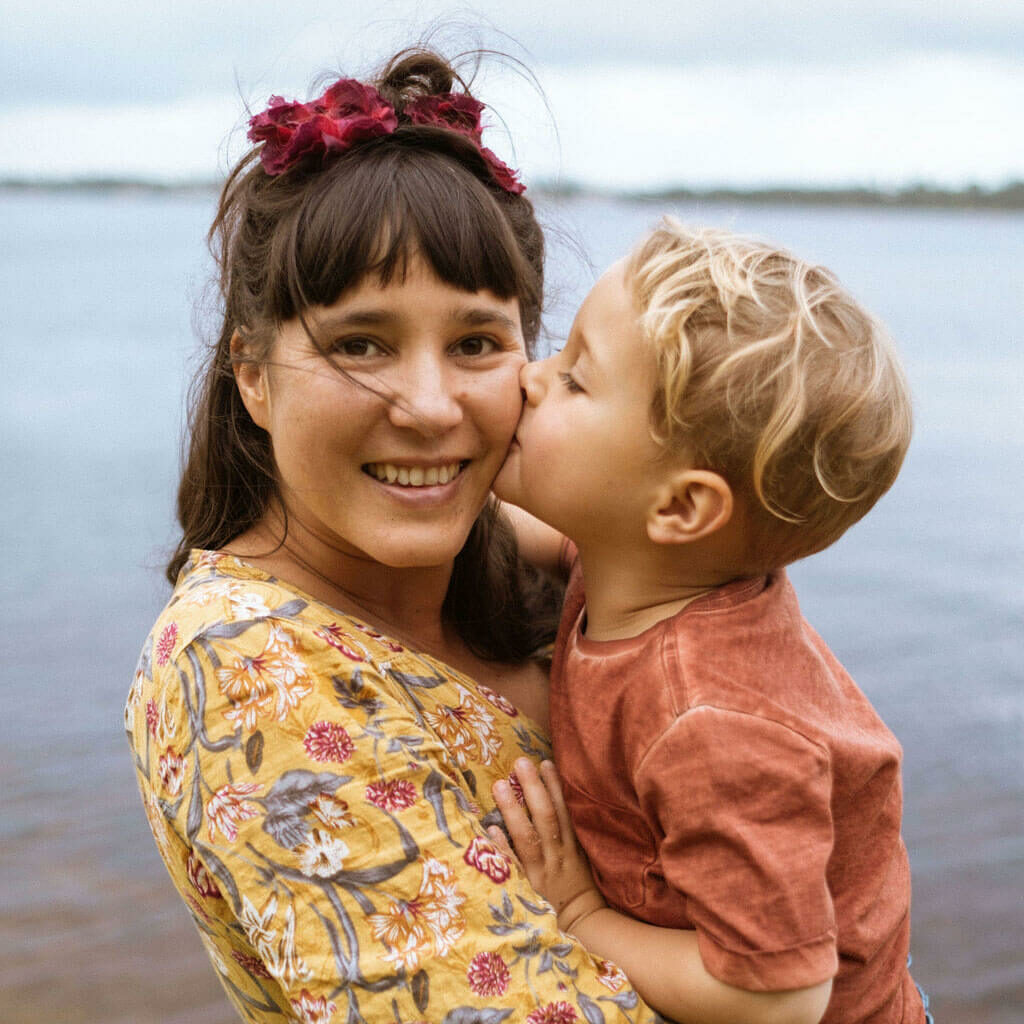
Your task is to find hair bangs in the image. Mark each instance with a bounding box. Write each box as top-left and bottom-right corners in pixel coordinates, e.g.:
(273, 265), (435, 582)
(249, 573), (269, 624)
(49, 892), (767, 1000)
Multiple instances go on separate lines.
(279, 142), (540, 344)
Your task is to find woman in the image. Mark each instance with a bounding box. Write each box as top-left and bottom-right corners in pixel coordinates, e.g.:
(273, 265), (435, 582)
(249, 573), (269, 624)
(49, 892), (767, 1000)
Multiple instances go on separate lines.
(126, 49), (658, 1022)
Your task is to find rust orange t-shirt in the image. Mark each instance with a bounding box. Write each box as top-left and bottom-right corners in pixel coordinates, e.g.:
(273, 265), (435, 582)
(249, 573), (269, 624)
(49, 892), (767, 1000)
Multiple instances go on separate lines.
(551, 561), (925, 1024)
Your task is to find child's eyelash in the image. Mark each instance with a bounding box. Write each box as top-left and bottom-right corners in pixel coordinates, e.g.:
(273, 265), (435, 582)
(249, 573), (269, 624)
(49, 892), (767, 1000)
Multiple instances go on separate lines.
(558, 371), (583, 393)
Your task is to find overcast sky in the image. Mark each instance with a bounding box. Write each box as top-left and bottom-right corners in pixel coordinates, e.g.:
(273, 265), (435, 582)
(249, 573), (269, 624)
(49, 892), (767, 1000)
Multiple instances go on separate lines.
(3, 0), (1023, 187)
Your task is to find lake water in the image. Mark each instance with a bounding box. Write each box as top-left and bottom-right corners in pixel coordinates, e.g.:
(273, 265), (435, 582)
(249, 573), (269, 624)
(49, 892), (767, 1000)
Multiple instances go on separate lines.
(1, 189), (1021, 1022)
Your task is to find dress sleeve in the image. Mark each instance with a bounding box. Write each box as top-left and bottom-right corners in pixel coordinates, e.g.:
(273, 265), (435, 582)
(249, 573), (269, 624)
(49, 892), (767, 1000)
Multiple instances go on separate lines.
(136, 610), (661, 1023)
(635, 706), (839, 992)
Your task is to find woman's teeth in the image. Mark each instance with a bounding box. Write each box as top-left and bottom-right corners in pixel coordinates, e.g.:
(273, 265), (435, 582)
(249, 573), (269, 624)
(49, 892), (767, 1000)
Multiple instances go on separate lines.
(364, 462), (463, 486)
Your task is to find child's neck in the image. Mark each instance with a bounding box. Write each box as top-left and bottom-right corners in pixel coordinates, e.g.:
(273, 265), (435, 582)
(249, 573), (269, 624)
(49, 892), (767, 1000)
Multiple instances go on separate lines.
(575, 543), (751, 642)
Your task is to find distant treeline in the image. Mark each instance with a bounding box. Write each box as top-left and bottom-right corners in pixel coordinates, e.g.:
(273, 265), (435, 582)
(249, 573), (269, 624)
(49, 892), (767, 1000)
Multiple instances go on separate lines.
(3, 177), (1023, 209)
(544, 180), (1024, 210)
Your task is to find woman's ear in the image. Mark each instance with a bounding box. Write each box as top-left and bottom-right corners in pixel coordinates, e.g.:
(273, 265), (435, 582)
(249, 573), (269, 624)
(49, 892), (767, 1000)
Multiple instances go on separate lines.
(230, 330), (270, 429)
(647, 469), (733, 546)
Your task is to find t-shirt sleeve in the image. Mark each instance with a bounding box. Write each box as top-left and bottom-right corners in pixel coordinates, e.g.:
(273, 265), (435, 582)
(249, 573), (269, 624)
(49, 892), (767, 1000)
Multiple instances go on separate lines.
(635, 705), (839, 992)
(131, 610), (660, 1023)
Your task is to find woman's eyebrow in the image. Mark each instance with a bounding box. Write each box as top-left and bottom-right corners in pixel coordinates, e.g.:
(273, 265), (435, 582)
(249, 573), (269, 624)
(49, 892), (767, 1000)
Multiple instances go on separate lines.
(314, 310), (394, 330)
(451, 307), (519, 332)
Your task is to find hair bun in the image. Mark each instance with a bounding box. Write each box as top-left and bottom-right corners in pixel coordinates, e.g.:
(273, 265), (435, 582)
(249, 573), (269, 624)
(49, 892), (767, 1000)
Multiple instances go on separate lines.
(377, 49), (462, 110)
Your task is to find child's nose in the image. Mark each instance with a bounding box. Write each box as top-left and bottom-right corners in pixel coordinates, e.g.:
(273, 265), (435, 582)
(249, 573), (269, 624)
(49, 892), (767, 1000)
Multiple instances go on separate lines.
(519, 357), (550, 405)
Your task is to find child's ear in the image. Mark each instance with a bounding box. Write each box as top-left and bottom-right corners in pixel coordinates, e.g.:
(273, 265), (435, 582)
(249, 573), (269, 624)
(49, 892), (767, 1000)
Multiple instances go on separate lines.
(647, 469), (733, 545)
(230, 330), (271, 430)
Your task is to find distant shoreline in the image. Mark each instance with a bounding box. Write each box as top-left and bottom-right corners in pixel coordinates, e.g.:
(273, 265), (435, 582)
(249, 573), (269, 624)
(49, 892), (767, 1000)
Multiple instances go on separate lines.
(3, 177), (1023, 210)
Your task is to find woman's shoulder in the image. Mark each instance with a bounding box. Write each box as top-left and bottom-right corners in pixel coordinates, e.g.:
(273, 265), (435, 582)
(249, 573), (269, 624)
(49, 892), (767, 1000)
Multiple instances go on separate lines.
(128, 549), (550, 749)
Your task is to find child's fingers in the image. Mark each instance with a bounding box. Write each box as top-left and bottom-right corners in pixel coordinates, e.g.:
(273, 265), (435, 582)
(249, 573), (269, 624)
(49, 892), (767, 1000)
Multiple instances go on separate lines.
(539, 760), (576, 842)
(514, 759), (563, 852)
(492, 778), (543, 863)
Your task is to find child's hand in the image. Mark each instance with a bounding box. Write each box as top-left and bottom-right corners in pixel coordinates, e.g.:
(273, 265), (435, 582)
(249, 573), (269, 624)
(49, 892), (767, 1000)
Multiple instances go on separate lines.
(490, 758), (607, 934)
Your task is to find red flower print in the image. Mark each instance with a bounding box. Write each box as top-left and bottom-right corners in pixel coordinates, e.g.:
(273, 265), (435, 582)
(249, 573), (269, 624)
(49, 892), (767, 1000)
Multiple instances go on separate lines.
(186, 851), (221, 899)
(157, 747), (185, 797)
(478, 684), (519, 717)
(230, 949), (272, 978)
(304, 721), (355, 763)
(526, 1002), (578, 1024)
(596, 958), (627, 992)
(206, 782), (262, 842)
(365, 779), (417, 811)
(145, 699), (159, 737)
(353, 622), (404, 652)
(155, 622), (178, 665)
(289, 988), (337, 1024)
(463, 836), (512, 883)
(467, 950), (510, 996)
(314, 623), (365, 661)
(507, 771), (526, 806)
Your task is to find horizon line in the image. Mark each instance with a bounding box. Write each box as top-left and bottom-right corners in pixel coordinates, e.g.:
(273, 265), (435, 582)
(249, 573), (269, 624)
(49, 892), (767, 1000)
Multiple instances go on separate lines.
(2, 176), (1023, 210)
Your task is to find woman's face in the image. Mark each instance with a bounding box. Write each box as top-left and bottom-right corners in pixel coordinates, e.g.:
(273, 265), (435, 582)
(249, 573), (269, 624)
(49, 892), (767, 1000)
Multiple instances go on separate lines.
(236, 256), (526, 568)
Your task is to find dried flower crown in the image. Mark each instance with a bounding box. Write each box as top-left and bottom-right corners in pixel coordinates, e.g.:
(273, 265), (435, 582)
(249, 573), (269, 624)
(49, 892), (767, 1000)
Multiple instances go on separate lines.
(247, 77), (525, 194)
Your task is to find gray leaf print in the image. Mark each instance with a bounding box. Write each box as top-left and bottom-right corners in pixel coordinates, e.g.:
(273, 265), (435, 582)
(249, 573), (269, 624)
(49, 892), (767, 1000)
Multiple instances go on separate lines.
(441, 1008), (514, 1024)
(261, 769), (352, 850)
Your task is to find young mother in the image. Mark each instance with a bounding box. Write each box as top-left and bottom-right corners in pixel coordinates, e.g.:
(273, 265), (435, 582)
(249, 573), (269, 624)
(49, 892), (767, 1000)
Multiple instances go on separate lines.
(126, 50), (656, 1023)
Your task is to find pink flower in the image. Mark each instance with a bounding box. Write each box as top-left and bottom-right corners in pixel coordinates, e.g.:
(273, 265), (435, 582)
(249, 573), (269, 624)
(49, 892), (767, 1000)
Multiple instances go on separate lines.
(467, 951), (510, 996)
(248, 78), (398, 176)
(526, 1002), (578, 1024)
(304, 721), (355, 763)
(463, 836), (512, 883)
(206, 782), (262, 842)
(596, 958), (628, 992)
(478, 684), (518, 717)
(365, 779), (417, 812)
(145, 699), (159, 737)
(186, 851), (221, 899)
(230, 949), (272, 979)
(155, 622), (179, 665)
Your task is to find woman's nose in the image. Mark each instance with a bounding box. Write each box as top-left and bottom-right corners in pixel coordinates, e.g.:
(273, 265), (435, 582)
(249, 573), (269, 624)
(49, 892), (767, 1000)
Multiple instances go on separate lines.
(386, 359), (464, 436)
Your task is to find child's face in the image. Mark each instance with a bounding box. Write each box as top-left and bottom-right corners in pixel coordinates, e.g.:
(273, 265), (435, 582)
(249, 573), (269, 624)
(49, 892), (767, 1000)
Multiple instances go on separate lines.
(494, 261), (670, 548)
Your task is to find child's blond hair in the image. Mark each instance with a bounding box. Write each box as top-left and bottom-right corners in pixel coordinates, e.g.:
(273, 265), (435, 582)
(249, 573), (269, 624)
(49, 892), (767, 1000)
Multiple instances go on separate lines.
(628, 218), (912, 569)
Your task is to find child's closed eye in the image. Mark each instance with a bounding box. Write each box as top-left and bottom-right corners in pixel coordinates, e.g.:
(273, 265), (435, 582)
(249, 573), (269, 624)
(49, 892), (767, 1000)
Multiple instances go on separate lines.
(558, 371), (583, 393)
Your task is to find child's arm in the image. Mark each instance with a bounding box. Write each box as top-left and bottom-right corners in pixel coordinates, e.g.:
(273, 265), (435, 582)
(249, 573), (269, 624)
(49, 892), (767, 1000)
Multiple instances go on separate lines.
(498, 501), (571, 579)
(491, 759), (833, 1024)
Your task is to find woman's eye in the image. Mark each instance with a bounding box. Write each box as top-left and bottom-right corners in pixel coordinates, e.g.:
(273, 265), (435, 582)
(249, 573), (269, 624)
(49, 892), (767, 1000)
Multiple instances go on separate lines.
(452, 335), (496, 357)
(558, 371), (583, 393)
(333, 337), (382, 358)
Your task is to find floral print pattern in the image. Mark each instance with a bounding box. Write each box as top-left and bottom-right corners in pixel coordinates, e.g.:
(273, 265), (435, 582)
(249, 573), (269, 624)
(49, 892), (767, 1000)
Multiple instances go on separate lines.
(127, 551), (659, 1023)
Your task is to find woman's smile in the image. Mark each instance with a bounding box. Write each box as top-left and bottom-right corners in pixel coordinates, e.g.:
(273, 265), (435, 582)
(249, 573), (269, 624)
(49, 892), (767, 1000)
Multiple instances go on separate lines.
(362, 459), (468, 487)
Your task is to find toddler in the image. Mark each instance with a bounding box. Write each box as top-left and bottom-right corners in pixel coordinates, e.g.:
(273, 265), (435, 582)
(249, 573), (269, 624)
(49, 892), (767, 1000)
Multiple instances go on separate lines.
(491, 219), (928, 1024)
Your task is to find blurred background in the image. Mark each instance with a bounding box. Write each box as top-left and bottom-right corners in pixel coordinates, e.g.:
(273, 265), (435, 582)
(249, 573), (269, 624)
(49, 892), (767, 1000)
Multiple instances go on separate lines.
(2, 2), (1022, 1022)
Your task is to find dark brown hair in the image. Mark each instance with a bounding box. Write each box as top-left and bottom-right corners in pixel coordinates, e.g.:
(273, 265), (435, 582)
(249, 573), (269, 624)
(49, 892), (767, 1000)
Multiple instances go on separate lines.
(170, 49), (561, 662)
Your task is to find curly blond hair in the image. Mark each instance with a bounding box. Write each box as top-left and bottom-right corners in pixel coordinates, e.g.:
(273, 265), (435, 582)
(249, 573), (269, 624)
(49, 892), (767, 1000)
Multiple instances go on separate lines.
(628, 218), (912, 569)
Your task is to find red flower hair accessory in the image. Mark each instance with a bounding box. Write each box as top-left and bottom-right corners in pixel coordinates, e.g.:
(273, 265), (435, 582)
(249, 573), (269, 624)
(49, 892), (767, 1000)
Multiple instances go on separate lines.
(405, 92), (525, 195)
(248, 80), (525, 194)
(248, 79), (397, 176)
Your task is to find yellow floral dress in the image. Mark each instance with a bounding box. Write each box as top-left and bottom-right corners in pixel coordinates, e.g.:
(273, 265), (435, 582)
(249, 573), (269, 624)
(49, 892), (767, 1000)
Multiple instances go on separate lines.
(126, 550), (659, 1024)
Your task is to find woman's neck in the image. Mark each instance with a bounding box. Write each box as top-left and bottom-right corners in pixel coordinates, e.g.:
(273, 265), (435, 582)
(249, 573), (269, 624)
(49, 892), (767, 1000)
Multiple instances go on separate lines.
(225, 512), (455, 656)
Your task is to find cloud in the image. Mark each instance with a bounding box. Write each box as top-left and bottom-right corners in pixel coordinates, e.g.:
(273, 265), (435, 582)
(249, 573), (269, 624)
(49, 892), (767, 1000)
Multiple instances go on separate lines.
(3, 52), (1021, 188)
(3, 1), (1023, 104)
